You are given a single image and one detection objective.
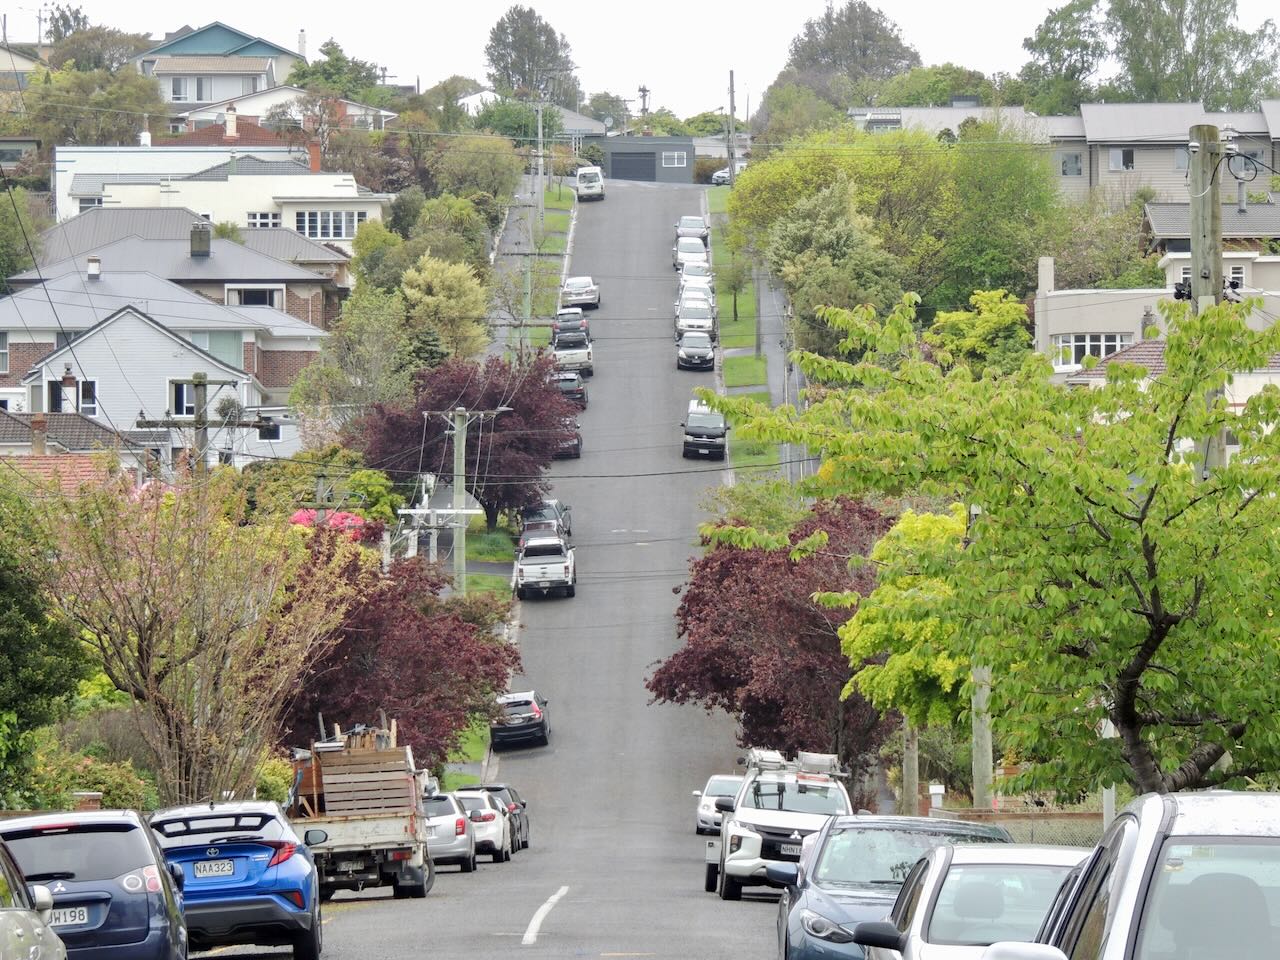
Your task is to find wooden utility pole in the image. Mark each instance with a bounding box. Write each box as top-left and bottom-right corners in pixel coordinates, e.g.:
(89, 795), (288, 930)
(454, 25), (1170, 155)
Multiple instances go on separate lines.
(727, 70), (737, 187)
(1189, 123), (1227, 480)
(966, 503), (993, 810)
(451, 407), (468, 593)
(136, 372), (271, 474)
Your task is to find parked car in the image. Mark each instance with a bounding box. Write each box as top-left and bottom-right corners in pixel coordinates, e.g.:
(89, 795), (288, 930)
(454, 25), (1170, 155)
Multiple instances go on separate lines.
(693, 775), (743, 834)
(680, 261), (713, 283)
(553, 332), (594, 378)
(983, 791), (1280, 960)
(711, 167), (732, 185)
(519, 518), (567, 549)
(150, 802), (323, 959)
(767, 815), (1012, 960)
(0, 837), (67, 960)
(470, 785), (531, 851)
(513, 537), (576, 599)
(675, 301), (717, 341)
(552, 308), (590, 341)
(677, 331), (716, 371)
(675, 215), (710, 245)
(849, 844), (1089, 960)
(553, 418), (583, 459)
(453, 792), (514, 863)
(678, 276), (716, 309)
(522, 499), (572, 537)
(575, 165), (604, 201)
(490, 691), (551, 749)
(673, 236), (710, 271)
(560, 276), (601, 309)
(554, 371), (588, 408)
(675, 289), (717, 320)
(422, 793), (477, 873)
(0, 810), (188, 960)
(682, 400), (728, 459)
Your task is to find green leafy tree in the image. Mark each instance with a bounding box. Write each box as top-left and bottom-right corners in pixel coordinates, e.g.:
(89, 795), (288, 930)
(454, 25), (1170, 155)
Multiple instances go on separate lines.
(875, 64), (992, 106)
(420, 75), (482, 132)
(473, 99), (562, 141)
(49, 25), (152, 73)
(0, 187), (44, 280)
(640, 107), (688, 136)
(781, 0), (921, 105)
(717, 291), (1280, 796)
(484, 5), (581, 108)
(389, 185), (426, 238)
(683, 111), (727, 136)
(414, 193), (491, 274)
(431, 134), (523, 199)
(22, 66), (165, 145)
(752, 81), (842, 154)
(212, 221), (243, 243)
(923, 290), (1033, 375)
(584, 91), (630, 126)
(400, 253), (489, 358)
(1019, 0), (1107, 113)
(46, 4), (90, 42)
(285, 39), (388, 104)
(1046, 196), (1164, 290)
(714, 256), (751, 327)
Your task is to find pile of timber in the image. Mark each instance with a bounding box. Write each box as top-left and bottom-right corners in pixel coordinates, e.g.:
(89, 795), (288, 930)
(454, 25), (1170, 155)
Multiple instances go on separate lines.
(291, 719), (418, 818)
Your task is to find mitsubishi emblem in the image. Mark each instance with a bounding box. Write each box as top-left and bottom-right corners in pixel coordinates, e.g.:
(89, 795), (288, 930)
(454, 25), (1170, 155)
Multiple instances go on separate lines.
(53, 882), (66, 893)
(207, 847), (219, 857)
(789, 831), (802, 840)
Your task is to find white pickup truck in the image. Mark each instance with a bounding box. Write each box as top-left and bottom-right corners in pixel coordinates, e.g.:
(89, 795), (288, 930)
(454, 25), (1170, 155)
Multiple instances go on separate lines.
(289, 742), (435, 900)
(553, 332), (594, 377)
(513, 536), (576, 599)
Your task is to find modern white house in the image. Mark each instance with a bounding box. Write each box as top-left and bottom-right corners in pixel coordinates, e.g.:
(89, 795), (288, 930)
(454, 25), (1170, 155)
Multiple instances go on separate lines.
(177, 85), (398, 132)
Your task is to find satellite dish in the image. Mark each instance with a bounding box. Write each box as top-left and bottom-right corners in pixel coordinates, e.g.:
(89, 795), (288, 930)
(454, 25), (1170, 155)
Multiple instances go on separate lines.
(604, 116), (614, 129)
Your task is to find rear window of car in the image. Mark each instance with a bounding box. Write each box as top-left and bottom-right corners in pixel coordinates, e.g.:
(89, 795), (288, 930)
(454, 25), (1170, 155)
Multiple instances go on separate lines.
(423, 796), (458, 817)
(522, 543), (565, 559)
(680, 305), (712, 319)
(683, 263), (710, 276)
(455, 795), (490, 812)
(680, 217), (705, 228)
(682, 334), (712, 348)
(566, 278), (592, 290)
(502, 701), (534, 715)
(4, 824), (154, 882)
(150, 812), (286, 847)
(678, 238), (706, 253)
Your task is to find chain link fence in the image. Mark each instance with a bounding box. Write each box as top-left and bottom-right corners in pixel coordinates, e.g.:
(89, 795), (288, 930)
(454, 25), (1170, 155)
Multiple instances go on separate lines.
(929, 807), (1104, 847)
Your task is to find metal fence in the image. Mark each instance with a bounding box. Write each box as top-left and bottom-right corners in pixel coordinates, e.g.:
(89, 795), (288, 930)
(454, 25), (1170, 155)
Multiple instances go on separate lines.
(929, 808), (1104, 847)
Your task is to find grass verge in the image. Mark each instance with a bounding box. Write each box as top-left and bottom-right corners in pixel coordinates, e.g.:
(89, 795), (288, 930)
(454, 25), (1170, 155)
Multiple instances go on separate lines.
(537, 233), (567, 255)
(544, 187), (574, 211)
(728, 390), (779, 471)
(448, 717), (490, 764)
(440, 770), (480, 791)
(723, 354), (767, 388)
(718, 288), (757, 350)
(466, 572), (513, 597)
(707, 185), (730, 215)
(466, 524), (516, 563)
(541, 211), (570, 233)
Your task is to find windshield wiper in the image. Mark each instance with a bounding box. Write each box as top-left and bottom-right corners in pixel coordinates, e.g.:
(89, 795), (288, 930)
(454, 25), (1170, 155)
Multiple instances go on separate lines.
(205, 834), (261, 844)
(25, 871), (75, 881)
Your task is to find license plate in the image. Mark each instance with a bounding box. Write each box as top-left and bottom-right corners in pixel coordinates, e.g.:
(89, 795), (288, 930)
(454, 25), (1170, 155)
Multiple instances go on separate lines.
(194, 859), (234, 878)
(51, 907), (89, 927)
(780, 844), (802, 857)
(538, 581), (550, 587)
(338, 860), (364, 872)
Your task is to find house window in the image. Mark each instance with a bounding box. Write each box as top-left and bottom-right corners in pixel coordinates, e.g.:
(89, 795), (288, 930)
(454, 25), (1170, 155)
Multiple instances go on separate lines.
(0, 148), (24, 163)
(187, 330), (242, 366)
(55, 331), (79, 349)
(242, 76), (261, 95)
(171, 77), (189, 102)
(257, 418), (281, 441)
(1174, 146), (1189, 171)
(78, 197), (102, 213)
(47, 381), (62, 413)
(225, 285), (284, 309)
(0, 331), (7, 374)
(78, 380), (97, 417)
(172, 382), (196, 417)
(294, 210), (368, 239)
(661, 151), (687, 168)
(1058, 152), (1083, 177)
(1051, 333), (1133, 368)
(1180, 265), (1192, 283)
(247, 212), (281, 228)
(196, 77), (214, 102)
(218, 450), (235, 465)
(1109, 147), (1136, 171)
(141, 60), (155, 76)
(0, 399), (8, 411)
(1229, 264), (1246, 287)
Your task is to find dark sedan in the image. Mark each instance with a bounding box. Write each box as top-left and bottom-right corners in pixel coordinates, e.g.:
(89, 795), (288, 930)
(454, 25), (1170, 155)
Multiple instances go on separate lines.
(553, 420), (582, 459)
(554, 371), (588, 408)
(677, 331), (715, 370)
(770, 815), (1011, 960)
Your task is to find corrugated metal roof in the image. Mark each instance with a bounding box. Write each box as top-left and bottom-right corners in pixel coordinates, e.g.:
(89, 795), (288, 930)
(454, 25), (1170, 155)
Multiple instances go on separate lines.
(240, 229), (348, 263)
(151, 55), (271, 74)
(17, 236), (325, 283)
(183, 155), (310, 180)
(849, 105), (1032, 136)
(1262, 100), (1280, 139)
(1079, 102), (1271, 142)
(69, 172), (183, 195)
(1144, 202), (1280, 239)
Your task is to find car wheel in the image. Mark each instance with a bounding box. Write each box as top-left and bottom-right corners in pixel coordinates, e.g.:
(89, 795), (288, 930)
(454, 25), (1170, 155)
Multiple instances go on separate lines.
(319, 886), (334, 903)
(538, 723), (550, 746)
(719, 870), (742, 901)
(704, 862), (718, 893)
(515, 587), (526, 600)
(460, 850), (475, 873)
(573, 442), (582, 459)
(522, 826), (531, 850)
(492, 841), (508, 864)
(293, 901), (322, 960)
(566, 581), (575, 598)
(410, 857), (434, 898)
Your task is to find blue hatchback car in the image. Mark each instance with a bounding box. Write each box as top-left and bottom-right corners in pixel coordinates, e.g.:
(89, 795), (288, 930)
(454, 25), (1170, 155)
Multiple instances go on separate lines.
(149, 802), (324, 959)
(0, 810), (187, 960)
(769, 815), (1013, 960)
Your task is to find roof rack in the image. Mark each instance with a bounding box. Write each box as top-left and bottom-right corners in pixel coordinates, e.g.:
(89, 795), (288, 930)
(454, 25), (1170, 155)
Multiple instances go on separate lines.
(797, 751), (845, 777)
(741, 747), (792, 772)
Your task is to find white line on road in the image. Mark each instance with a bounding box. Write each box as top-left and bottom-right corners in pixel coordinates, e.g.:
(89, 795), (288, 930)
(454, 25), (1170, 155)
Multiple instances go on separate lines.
(522, 885), (570, 945)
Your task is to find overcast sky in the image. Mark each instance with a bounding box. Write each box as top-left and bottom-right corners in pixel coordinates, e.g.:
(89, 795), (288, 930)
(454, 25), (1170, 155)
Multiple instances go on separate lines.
(36, 1), (1280, 118)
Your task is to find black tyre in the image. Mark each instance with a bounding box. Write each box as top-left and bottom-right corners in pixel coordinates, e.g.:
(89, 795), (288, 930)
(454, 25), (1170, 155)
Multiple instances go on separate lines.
(565, 582), (575, 598)
(718, 866), (742, 901)
(704, 862), (718, 893)
(409, 858), (433, 898)
(460, 850), (475, 873)
(522, 826), (531, 850)
(293, 902), (322, 960)
(319, 887), (334, 903)
(537, 724), (550, 747)
(492, 844), (507, 864)
(515, 587), (526, 600)
(392, 882), (409, 899)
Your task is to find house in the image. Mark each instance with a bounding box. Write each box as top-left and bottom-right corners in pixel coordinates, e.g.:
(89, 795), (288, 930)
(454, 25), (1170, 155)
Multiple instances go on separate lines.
(36, 206), (353, 291)
(131, 22), (306, 131)
(0, 44), (44, 90)
(0, 136), (40, 165)
(848, 104), (1032, 136)
(0, 453), (124, 495)
(162, 115), (293, 147)
(553, 107), (606, 138)
(0, 270), (325, 465)
(176, 86), (397, 132)
(0, 409), (158, 481)
(1142, 201), (1280, 256)
(459, 90), (497, 115)
(581, 135), (696, 183)
(20, 219), (348, 327)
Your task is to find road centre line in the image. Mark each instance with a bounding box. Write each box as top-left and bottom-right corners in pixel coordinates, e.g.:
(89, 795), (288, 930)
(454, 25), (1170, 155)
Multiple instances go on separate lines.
(522, 885), (570, 945)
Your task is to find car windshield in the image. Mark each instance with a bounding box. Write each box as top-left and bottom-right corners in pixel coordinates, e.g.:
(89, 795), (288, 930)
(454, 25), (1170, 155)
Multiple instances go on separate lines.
(1134, 839), (1280, 959)
(680, 305), (712, 319)
(705, 777), (741, 797)
(682, 334), (712, 348)
(740, 778), (848, 815)
(680, 217), (705, 229)
(686, 412), (724, 429)
(927, 863), (1077, 946)
(678, 239), (706, 254)
(4, 823), (154, 882)
(815, 828), (999, 887)
(423, 797), (457, 817)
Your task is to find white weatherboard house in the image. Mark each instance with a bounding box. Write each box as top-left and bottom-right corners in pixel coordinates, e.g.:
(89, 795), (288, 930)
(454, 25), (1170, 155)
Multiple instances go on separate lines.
(178, 85), (398, 132)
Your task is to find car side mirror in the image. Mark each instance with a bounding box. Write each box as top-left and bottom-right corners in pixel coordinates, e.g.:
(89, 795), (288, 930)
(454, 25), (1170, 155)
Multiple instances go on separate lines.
(714, 796), (735, 813)
(29, 883), (53, 913)
(680, 421), (686, 427)
(166, 861), (185, 892)
(303, 828), (329, 846)
(764, 862), (799, 886)
(851, 921), (907, 953)
(692, 790), (702, 798)
(980, 946), (1069, 960)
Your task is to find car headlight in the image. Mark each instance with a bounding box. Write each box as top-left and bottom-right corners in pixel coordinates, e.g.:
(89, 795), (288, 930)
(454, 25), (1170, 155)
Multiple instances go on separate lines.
(678, 350), (688, 358)
(684, 434), (698, 443)
(800, 909), (856, 944)
(726, 819), (758, 853)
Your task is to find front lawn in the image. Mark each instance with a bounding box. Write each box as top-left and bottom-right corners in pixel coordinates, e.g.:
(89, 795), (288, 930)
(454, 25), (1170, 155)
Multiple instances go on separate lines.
(723, 354), (767, 388)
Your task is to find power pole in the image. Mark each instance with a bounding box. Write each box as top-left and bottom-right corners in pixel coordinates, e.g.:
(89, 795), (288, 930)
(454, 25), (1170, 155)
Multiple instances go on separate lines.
(451, 407), (468, 594)
(1189, 123), (1227, 480)
(966, 503), (994, 810)
(727, 70), (737, 187)
(137, 372), (269, 474)
(536, 101), (545, 228)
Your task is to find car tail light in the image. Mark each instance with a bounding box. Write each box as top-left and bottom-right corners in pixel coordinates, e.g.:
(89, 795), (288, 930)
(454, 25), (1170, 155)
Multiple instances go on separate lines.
(478, 812), (496, 822)
(266, 841), (298, 868)
(389, 849), (412, 862)
(454, 817), (467, 836)
(143, 864), (162, 892)
(507, 803), (520, 813)
(563, 564), (570, 577)
(118, 865), (163, 893)
(285, 890), (305, 908)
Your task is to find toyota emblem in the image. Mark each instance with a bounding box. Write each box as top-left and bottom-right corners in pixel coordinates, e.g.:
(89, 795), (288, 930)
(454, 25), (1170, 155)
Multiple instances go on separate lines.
(206, 847), (219, 857)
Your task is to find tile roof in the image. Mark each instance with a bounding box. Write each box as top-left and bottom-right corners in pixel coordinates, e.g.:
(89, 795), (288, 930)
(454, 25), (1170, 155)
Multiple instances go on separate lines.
(1073, 339), (1280, 380)
(1144, 202), (1280, 240)
(0, 455), (118, 495)
(0, 411), (156, 450)
(160, 120), (291, 146)
(150, 55), (272, 74)
(17, 236), (326, 283)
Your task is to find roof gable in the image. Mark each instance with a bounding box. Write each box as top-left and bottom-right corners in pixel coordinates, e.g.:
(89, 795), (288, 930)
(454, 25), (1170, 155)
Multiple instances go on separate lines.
(138, 22), (298, 60)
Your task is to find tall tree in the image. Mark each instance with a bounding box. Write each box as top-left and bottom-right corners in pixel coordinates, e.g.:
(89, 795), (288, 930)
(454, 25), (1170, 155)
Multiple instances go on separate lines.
(399, 253), (490, 359)
(752, 81), (842, 154)
(352, 355), (577, 529)
(430, 134), (523, 199)
(875, 64), (993, 106)
(48, 25), (152, 73)
(484, 5), (581, 109)
(45, 4), (90, 43)
(286, 40), (389, 104)
(583, 91), (630, 127)
(22, 66), (165, 145)
(1106, 0), (1280, 109)
(782, 0), (921, 106)
(1020, 0), (1107, 111)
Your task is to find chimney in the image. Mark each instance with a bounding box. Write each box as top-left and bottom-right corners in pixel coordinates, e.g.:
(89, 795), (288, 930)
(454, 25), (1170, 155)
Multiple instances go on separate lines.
(190, 221), (211, 258)
(225, 104), (238, 139)
(139, 129), (152, 147)
(30, 413), (47, 455)
(298, 29), (307, 60)
(86, 255), (101, 280)
(1037, 256), (1055, 296)
(61, 364), (77, 412)
(306, 141), (321, 172)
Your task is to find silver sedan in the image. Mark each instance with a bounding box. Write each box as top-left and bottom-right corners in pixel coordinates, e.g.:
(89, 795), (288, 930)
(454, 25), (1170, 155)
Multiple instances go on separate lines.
(560, 276), (600, 309)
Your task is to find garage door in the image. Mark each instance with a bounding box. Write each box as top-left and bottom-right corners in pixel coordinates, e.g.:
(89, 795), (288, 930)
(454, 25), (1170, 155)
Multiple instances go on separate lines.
(611, 151), (656, 182)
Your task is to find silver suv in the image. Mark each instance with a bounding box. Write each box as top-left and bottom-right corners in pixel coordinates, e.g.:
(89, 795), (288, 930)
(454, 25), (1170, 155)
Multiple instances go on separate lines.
(423, 793), (476, 873)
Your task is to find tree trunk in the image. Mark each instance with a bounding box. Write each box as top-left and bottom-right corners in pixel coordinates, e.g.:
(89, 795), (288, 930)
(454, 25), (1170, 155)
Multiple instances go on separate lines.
(732, 292), (739, 324)
(484, 501), (500, 532)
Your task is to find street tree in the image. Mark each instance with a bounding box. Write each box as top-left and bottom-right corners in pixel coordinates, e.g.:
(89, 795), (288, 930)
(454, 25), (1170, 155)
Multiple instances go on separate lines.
(715, 292), (1280, 795)
(647, 498), (895, 783)
(431, 134), (523, 200)
(241, 445), (402, 525)
(400, 253), (490, 359)
(781, 0), (921, 106)
(484, 5), (580, 108)
(352, 355), (577, 530)
(283, 559), (518, 767)
(713, 255), (751, 327)
(22, 66), (164, 145)
(38, 473), (365, 804)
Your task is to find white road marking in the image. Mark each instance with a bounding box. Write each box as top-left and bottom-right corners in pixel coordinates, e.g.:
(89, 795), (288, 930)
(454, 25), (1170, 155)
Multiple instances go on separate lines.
(522, 885), (570, 945)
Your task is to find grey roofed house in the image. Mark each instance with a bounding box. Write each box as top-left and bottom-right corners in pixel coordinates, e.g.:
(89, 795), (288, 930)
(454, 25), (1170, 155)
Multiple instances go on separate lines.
(0, 409), (160, 451)
(12, 236), (327, 285)
(182, 155), (312, 180)
(240, 229), (347, 264)
(1144, 202), (1280, 245)
(553, 106), (606, 137)
(847, 105), (1031, 136)
(0, 271), (325, 339)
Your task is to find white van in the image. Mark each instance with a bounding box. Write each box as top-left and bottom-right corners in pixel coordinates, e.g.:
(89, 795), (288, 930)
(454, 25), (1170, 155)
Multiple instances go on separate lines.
(575, 165), (604, 201)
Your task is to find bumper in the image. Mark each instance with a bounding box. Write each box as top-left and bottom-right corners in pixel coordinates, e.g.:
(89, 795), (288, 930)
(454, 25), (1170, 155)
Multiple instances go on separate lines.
(561, 296), (599, 308)
(427, 832), (471, 863)
(472, 825), (504, 852)
(516, 579), (571, 594)
(184, 895), (310, 949)
(492, 721), (547, 744)
(683, 441), (726, 457)
(696, 809), (722, 832)
(63, 927), (182, 960)
(678, 356), (715, 369)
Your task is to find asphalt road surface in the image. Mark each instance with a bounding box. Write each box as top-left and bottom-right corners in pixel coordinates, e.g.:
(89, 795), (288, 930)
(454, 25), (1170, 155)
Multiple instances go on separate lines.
(204, 181), (776, 958)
